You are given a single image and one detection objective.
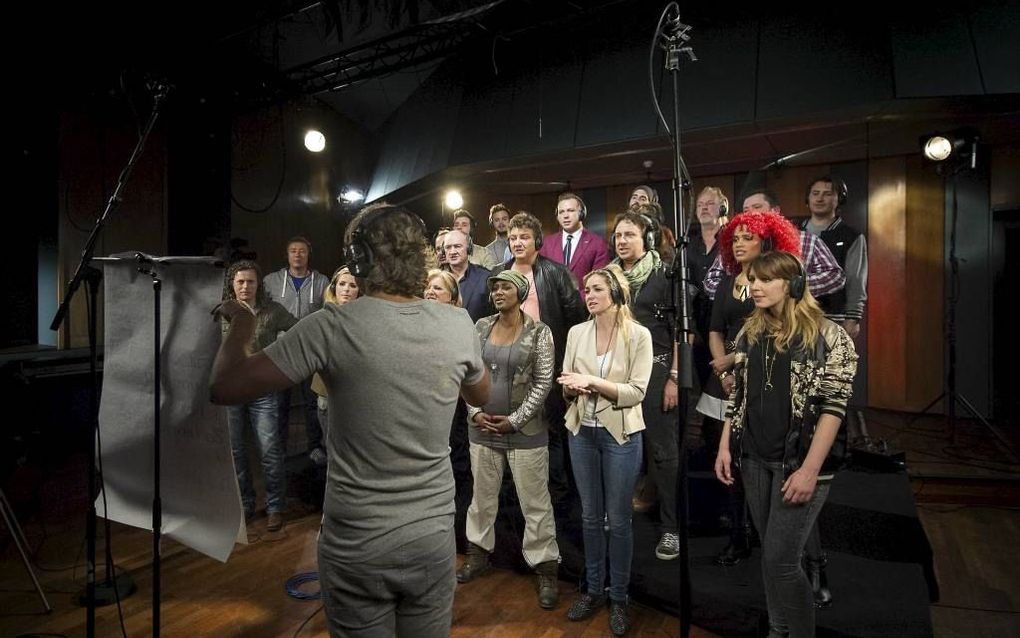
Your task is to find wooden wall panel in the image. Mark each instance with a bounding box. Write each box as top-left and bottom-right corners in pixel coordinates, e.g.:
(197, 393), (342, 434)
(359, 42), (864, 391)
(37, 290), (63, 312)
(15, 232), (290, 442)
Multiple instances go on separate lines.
(866, 158), (908, 409)
(904, 157), (946, 410)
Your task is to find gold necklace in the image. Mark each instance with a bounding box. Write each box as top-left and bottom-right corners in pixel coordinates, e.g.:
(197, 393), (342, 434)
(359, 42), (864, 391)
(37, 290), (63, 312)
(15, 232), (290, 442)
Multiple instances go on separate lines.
(763, 338), (777, 391)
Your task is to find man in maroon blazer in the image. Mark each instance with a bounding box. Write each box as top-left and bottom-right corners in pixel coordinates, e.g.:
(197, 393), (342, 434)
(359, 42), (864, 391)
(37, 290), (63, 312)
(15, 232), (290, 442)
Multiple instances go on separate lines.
(539, 192), (611, 298)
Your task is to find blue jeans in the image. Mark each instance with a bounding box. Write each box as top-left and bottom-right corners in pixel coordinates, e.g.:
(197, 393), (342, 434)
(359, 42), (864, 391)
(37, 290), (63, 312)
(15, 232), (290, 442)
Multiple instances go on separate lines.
(741, 456), (831, 638)
(227, 393), (286, 515)
(568, 427), (643, 602)
(278, 378), (324, 453)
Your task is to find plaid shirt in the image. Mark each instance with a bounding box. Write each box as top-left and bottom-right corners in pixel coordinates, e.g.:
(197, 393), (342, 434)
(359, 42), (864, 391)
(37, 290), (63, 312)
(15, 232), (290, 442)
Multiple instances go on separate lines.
(703, 231), (846, 300)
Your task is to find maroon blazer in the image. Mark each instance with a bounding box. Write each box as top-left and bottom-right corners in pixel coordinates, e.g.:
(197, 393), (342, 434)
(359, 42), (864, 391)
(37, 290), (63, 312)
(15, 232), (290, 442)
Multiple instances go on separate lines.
(539, 227), (611, 297)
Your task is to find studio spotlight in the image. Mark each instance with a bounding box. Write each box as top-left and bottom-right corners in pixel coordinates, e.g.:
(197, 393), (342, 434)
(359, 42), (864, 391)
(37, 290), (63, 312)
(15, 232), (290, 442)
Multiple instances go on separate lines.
(920, 129), (978, 169)
(339, 187), (364, 204)
(922, 135), (953, 162)
(304, 130), (326, 153)
(444, 190), (464, 210)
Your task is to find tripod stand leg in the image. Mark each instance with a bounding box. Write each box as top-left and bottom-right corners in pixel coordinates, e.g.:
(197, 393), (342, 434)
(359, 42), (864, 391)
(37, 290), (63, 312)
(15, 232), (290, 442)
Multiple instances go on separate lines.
(0, 489), (52, 613)
(954, 393), (1020, 464)
(909, 393), (946, 426)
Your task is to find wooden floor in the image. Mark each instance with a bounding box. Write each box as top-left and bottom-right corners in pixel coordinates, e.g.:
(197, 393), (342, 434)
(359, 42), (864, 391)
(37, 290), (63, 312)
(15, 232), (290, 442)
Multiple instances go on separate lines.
(0, 505), (711, 638)
(3, 408), (1020, 637)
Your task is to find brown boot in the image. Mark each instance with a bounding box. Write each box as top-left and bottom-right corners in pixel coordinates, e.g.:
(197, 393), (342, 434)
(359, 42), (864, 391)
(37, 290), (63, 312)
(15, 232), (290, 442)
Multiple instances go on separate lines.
(456, 543), (491, 583)
(535, 560), (559, 609)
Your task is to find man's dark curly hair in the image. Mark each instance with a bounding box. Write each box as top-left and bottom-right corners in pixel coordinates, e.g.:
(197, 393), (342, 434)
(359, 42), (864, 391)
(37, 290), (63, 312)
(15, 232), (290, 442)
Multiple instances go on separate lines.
(222, 260), (269, 308)
(344, 202), (429, 298)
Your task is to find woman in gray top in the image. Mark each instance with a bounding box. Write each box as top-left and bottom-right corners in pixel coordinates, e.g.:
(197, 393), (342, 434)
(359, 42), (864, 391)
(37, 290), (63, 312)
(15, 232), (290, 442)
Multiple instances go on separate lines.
(458, 270), (560, 610)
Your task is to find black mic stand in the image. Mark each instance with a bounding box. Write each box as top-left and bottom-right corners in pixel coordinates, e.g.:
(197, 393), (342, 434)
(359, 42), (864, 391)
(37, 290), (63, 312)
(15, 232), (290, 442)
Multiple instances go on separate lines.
(651, 4), (696, 636)
(50, 79), (169, 638)
(135, 256), (165, 637)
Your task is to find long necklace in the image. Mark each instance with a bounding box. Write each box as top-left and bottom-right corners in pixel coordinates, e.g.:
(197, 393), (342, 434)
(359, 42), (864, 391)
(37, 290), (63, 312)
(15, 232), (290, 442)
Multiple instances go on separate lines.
(762, 337), (778, 391)
(734, 276), (750, 302)
(488, 318), (521, 381)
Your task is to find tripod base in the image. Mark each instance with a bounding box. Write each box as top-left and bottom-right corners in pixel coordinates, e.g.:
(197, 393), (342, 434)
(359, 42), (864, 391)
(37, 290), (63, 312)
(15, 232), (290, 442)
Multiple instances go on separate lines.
(78, 571), (137, 607)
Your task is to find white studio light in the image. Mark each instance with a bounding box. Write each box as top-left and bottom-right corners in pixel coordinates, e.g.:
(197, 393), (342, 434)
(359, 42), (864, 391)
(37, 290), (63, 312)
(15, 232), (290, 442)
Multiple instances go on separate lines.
(340, 188), (364, 204)
(444, 190), (464, 209)
(304, 130), (326, 153)
(923, 135), (953, 162)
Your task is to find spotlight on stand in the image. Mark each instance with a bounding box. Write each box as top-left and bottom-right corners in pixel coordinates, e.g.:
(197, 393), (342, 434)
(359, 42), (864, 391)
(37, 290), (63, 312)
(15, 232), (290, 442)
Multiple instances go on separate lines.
(304, 129), (326, 153)
(920, 129), (978, 170)
(444, 190), (464, 210)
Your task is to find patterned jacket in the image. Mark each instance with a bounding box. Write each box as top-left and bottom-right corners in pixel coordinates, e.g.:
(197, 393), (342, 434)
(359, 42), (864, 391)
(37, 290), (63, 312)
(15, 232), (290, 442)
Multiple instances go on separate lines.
(725, 318), (858, 475)
(467, 312), (555, 435)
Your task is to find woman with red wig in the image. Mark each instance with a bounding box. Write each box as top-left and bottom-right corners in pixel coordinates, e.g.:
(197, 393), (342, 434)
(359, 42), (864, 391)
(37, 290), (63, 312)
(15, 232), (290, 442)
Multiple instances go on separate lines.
(696, 210), (800, 565)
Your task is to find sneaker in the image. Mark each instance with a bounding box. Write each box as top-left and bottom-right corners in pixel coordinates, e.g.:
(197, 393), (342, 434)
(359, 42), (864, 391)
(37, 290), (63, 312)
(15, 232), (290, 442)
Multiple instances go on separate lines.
(308, 447), (327, 467)
(609, 600), (630, 636)
(655, 532), (679, 560)
(566, 592), (605, 621)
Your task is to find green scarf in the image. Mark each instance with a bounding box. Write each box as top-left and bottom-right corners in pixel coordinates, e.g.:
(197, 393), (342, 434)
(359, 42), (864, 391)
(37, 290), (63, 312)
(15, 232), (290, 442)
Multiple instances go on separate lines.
(613, 250), (661, 300)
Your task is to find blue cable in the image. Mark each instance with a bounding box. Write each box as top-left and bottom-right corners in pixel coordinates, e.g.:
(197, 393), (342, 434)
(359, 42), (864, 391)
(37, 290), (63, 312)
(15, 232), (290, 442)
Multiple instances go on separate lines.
(285, 571), (321, 600)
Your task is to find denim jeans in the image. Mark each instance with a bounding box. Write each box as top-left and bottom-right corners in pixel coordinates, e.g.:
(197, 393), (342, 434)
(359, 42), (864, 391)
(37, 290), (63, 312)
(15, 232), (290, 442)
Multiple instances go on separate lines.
(741, 456), (831, 638)
(568, 427), (643, 602)
(227, 393), (286, 515)
(278, 378), (324, 453)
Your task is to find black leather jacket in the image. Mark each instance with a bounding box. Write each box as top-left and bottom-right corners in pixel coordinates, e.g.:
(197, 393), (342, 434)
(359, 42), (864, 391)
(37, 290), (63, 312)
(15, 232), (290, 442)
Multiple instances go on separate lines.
(489, 255), (585, 373)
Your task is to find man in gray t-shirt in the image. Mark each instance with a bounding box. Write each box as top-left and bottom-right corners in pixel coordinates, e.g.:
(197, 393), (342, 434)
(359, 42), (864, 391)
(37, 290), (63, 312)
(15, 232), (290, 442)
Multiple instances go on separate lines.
(211, 204), (489, 638)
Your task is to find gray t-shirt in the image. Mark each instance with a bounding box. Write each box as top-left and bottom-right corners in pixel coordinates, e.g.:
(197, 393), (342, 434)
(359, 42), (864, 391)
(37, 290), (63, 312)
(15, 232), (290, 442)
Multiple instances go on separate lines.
(263, 297), (485, 563)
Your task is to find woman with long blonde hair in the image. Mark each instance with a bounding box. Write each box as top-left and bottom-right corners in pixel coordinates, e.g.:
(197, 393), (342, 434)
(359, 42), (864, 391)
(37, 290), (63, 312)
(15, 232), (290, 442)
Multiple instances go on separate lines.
(309, 265), (363, 466)
(714, 250), (857, 638)
(558, 264), (652, 636)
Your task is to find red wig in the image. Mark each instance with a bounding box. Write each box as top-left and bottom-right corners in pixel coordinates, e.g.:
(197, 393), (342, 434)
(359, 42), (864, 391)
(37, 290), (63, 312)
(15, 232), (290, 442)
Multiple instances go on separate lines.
(718, 211), (801, 275)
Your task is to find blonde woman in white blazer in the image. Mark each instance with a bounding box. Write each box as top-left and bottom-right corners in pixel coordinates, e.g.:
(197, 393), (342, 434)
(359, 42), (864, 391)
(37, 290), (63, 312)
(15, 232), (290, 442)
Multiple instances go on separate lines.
(557, 265), (652, 636)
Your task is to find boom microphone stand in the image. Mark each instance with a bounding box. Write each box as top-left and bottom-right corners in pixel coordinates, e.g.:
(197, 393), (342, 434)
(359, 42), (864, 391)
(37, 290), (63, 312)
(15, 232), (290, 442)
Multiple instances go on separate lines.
(650, 4), (697, 636)
(50, 78), (169, 638)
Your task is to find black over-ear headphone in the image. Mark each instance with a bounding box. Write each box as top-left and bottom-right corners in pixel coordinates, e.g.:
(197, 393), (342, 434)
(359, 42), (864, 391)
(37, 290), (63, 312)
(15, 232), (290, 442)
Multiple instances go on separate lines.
(789, 257), (807, 301)
(556, 195), (587, 222)
(637, 213), (660, 252)
(592, 269), (624, 306)
(465, 234), (474, 255)
(344, 206), (428, 278)
(805, 177), (848, 208)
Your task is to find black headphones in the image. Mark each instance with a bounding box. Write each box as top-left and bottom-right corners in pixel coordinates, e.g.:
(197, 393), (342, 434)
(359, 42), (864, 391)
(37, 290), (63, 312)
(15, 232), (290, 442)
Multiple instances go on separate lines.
(488, 204), (509, 228)
(718, 201), (728, 217)
(464, 234), (475, 256)
(590, 269), (625, 306)
(344, 206), (428, 278)
(558, 195), (587, 222)
(637, 213), (660, 252)
(805, 177), (848, 208)
(789, 257), (807, 301)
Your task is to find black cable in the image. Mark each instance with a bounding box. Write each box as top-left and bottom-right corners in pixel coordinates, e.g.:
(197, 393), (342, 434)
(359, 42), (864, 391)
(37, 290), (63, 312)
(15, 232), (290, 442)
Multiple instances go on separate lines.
(230, 102), (287, 214)
(932, 602), (1019, 615)
(292, 603), (324, 638)
(648, 3), (675, 138)
(87, 289), (130, 638)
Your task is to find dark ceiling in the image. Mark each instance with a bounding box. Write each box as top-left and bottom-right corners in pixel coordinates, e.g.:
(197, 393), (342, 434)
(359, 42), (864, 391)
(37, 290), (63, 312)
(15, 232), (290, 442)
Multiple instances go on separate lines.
(21, 1), (1020, 196)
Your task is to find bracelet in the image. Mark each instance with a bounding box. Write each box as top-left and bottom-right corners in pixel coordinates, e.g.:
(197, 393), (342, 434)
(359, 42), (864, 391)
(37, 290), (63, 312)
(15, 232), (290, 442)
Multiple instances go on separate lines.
(717, 370), (733, 380)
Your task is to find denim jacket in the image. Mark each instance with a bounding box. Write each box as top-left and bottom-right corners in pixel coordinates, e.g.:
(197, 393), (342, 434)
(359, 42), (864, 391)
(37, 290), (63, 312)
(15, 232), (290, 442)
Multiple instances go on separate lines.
(726, 318), (858, 476)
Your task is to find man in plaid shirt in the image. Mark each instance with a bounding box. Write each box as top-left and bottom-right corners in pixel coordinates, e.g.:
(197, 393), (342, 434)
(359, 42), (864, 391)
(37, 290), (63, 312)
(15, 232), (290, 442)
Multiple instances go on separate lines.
(702, 188), (845, 300)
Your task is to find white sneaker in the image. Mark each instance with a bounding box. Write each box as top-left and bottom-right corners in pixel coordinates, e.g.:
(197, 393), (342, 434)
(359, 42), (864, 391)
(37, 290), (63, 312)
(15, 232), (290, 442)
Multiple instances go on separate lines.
(655, 532), (680, 560)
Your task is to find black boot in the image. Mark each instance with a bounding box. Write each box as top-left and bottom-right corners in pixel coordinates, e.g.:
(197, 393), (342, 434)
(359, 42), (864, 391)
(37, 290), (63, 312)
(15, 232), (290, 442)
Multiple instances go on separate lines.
(715, 526), (751, 566)
(805, 554), (833, 608)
